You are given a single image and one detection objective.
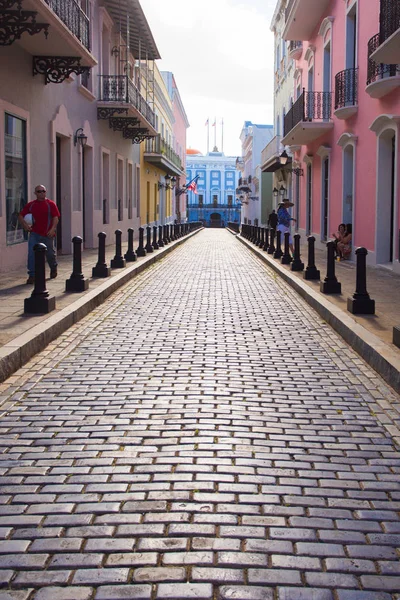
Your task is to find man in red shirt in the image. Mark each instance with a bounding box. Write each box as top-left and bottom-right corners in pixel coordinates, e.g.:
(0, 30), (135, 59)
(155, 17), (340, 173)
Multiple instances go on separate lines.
(18, 185), (60, 284)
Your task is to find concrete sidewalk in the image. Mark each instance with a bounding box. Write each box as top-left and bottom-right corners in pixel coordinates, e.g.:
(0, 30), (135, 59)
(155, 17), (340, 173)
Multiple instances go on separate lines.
(235, 231), (400, 394)
(0, 230), (199, 383)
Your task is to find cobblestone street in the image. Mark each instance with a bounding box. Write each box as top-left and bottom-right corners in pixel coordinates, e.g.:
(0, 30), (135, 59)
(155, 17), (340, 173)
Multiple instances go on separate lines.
(0, 229), (399, 600)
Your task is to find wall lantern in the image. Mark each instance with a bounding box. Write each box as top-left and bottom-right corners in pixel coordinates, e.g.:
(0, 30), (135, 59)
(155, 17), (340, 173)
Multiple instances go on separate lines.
(74, 128), (88, 148)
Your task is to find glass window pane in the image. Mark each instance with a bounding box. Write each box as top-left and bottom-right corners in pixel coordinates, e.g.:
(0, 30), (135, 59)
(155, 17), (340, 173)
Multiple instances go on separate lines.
(5, 113), (27, 245)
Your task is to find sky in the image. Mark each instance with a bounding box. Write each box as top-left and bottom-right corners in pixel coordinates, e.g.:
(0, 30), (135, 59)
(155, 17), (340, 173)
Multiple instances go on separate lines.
(139, 0), (278, 157)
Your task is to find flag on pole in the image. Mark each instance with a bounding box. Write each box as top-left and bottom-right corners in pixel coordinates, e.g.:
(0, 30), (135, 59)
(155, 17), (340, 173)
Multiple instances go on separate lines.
(205, 118), (209, 126)
(212, 119), (216, 127)
(186, 175), (199, 194)
(186, 180), (198, 194)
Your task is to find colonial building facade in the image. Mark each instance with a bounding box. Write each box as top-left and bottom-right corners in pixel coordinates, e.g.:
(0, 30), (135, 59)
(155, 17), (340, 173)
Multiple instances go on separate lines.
(0, 0), (187, 273)
(186, 148), (240, 227)
(236, 121), (274, 226)
(265, 0), (400, 271)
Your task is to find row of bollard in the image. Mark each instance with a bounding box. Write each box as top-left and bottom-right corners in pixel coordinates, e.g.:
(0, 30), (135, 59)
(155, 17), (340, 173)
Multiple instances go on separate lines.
(24, 223), (202, 315)
(240, 224), (375, 315)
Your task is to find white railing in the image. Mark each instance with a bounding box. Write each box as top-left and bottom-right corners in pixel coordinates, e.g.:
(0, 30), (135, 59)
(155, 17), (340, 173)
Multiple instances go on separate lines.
(261, 135), (282, 166)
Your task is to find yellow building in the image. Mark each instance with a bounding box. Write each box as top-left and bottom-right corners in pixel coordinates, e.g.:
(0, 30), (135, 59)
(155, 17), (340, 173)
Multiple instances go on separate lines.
(140, 64), (185, 227)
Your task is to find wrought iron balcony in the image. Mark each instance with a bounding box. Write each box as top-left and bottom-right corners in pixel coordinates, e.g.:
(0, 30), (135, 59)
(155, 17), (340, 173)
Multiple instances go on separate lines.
(144, 134), (183, 175)
(98, 74), (156, 130)
(334, 68), (358, 119)
(44, 0), (90, 50)
(283, 89), (333, 145)
(371, 0), (400, 64)
(366, 33), (400, 98)
(288, 40), (302, 60)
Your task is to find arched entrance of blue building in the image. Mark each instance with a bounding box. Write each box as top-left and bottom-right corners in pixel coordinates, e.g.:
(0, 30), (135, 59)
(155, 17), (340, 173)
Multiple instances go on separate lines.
(210, 213), (223, 227)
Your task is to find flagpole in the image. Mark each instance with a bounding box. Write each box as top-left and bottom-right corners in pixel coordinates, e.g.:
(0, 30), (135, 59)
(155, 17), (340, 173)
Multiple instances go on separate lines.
(207, 119), (209, 154)
(221, 118), (224, 153)
(214, 116), (217, 149)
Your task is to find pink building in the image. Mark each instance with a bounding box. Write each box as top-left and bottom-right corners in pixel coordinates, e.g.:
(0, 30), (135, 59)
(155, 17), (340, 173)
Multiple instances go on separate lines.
(282, 0), (400, 271)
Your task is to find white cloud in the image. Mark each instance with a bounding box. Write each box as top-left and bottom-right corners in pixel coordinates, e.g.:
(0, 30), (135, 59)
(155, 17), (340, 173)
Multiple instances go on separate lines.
(140, 0), (276, 156)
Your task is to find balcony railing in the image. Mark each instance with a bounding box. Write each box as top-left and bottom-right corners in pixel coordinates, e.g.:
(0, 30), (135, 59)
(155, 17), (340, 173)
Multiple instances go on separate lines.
(367, 33), (399, 85)
(145, 135), (183, 171)
(261, 135), (282, 166)
(335, 68), (358, 109)
(285, 0), (295, 22)
(289, 40), (302, 53)
(44, 0), (90, 50)
(284, 89), (332, 137)
(98, 75), (156, 128)
(189, 203), (240, 209)
(379, 0), (400, 45)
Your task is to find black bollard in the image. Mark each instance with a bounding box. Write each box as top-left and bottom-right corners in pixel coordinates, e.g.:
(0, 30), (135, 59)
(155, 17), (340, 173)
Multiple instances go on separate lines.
(268, 228), (276, 254)
(347, 247), (375, 314)
(169, 224), (174, 241)
(158, 225), (164, 247)
(124, 228), (137, 262)
(320, 241), (341, 294)
(304, 236), (320, 280)
(145, 226), (154, 253)
(274, 229), (283, 259)
(66, 236), (89, 292)
(111, 229), (126, 268)
(281, 232), (293, 265)
(259, 228), (265, 249)
(263, 228), (270, 252)
(152, 226), (159, 250)
(92, 232), (111, 277)
(136, 227), (146, 257)
(24, 243), (56, 314)
(291, 234), (304, 271)
(163, 225), (169, 246)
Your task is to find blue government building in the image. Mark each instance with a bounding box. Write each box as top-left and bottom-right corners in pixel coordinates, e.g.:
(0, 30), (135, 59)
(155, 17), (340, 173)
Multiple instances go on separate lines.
(186, 148), (240, 227)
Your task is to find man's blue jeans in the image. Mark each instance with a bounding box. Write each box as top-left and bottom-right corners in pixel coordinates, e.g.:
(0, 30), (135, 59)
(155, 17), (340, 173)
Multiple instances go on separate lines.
(27, 232), (57, 276)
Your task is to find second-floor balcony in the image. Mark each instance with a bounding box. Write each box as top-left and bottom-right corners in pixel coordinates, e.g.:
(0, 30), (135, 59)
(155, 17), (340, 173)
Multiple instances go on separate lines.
(282, 89), (333, 146)
(98, 74), (156, 135)
(334, 68), (358, 120)
(366, 33), (400, 98)
(15, 0), (96, 66)
(283, 0), (330, 41)
(371, 0), (400, 64)
(144, 135), (184, 176)
(261, 135), (283, 172)
(288, 40), (303, 60)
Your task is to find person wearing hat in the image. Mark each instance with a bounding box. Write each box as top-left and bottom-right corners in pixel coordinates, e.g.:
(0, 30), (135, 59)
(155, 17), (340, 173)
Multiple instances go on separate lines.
(277, 198), (296, 255)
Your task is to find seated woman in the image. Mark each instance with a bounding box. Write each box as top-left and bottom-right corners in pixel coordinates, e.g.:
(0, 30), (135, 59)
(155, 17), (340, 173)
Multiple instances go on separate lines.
(332, 223), (346, 259)
(337, 223), (352, 260)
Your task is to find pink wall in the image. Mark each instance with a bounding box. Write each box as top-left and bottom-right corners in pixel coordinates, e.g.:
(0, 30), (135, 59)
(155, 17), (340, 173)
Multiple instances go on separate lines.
(291, 0), (400, 266)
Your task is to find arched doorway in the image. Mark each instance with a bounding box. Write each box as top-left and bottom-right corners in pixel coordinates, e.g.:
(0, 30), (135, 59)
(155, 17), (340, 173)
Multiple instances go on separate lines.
(376, 128), (397, 265)
(210, 213), (222, 228)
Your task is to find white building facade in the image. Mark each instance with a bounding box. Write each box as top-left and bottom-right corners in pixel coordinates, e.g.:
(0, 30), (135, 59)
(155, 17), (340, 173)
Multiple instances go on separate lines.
(237, 121), (274, 225)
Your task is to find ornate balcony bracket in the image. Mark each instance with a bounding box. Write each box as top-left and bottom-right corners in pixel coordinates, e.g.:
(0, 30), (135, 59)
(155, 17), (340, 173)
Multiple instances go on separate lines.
(97, 107), (128, 120)
(33, 56), (90, 84)
(0, 7), (49, 46)
(109, 116), (140, 131)
(122, 127), (153, 144)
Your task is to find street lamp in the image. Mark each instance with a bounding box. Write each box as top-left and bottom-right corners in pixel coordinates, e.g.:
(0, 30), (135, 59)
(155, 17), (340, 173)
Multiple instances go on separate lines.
(273, 187), (279, 198)
(279, 150), (303, 176)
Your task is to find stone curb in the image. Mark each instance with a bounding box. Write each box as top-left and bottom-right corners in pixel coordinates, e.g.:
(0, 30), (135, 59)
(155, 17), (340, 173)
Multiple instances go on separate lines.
(233, 231), (400, 396)
(0, 229), (202, 384)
